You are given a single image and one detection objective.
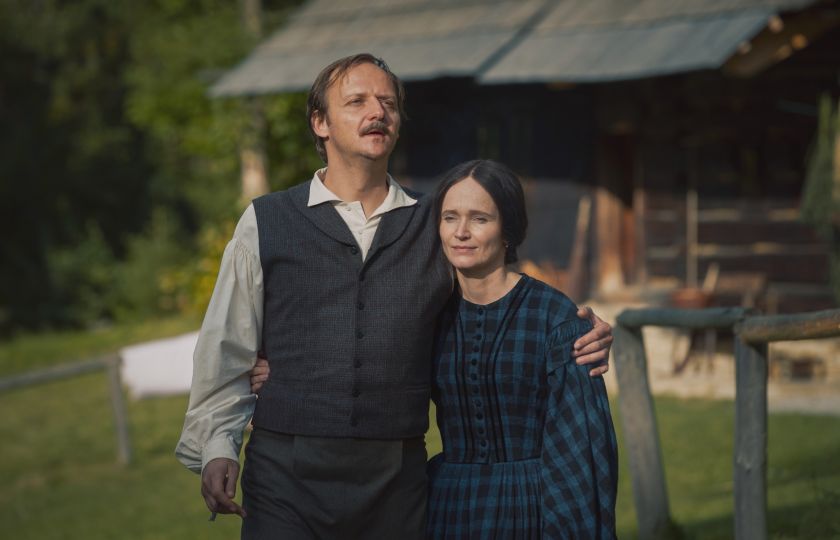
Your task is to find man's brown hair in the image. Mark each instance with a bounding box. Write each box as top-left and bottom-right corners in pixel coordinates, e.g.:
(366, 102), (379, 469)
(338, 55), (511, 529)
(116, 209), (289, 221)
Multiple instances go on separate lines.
(307, 53), (406, 163)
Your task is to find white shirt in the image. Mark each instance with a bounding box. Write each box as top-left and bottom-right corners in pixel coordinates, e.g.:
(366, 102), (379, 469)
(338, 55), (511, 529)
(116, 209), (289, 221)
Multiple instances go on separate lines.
(175, 170), (417, 473)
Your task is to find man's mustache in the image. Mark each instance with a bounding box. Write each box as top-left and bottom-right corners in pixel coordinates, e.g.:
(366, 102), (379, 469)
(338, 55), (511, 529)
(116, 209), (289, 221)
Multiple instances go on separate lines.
(360, 121), (389, 135)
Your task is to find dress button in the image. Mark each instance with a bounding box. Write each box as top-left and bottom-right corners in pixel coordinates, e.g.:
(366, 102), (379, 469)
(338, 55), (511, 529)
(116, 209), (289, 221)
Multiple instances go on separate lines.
(357, 301), (364, 310)
(477, 308), (484, 315)
(352, 389), (360, 397)
(477, 427), (485, 435)
(476, 321), (482, 328)
(480, 440), (488, 447)
(474, 400), (482, 407)
(479, 451), (487, 458)
(356, 330), (364, 339)
(476, 413), (484, 420)
(470, 358), (477, 366)
(470, 373), (477, 381)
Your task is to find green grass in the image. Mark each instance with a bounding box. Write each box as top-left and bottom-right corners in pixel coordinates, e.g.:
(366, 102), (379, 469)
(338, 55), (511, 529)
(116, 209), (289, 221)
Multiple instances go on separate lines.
(1, 321), (839, 538)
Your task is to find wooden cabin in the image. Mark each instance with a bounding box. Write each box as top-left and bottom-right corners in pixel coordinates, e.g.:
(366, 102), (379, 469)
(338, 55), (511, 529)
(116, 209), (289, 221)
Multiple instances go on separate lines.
(213, 0), (840, 312)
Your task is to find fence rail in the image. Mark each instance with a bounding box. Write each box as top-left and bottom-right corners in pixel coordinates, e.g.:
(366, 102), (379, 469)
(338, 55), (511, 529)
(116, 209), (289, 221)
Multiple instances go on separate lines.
(0, 355), (132, 465)
(614, 306), (840, 540)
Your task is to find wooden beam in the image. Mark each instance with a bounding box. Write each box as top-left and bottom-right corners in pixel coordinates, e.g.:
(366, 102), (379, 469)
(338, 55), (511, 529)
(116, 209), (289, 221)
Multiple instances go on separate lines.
(617, 307), (750, 330)
(733, 337), (769, 540)
(0, 358), (106, 393)
(737, 308), (840, 343)
(613, 324), (674, 539)
(106, 355), (132, 466)
(724, 8), (840, 78)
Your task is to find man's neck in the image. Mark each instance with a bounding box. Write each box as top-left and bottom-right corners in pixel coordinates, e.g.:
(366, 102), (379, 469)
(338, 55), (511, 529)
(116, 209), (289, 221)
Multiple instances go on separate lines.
(321, 158), (390, 217)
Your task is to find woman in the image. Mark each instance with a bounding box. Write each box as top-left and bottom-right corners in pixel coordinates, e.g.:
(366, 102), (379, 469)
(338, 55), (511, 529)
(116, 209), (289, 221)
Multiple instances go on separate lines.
(425, 160), (617, 539)
(250, 160), (617, 538)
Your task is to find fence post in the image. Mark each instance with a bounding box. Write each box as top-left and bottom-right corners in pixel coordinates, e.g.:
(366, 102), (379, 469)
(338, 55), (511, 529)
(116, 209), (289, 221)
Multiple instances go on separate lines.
(106, 355), (132, 465)
(614, 323), (673, 539)
(733, 337), (768, 540)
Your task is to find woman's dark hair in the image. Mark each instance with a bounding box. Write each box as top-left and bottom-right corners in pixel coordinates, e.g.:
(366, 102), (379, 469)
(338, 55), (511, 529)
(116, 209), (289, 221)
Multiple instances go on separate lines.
(434, 159), (528, 264)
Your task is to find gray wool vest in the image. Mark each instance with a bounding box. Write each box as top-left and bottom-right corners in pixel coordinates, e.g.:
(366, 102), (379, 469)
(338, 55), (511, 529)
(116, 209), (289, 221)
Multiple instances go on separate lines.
(251, 180), (452, 439)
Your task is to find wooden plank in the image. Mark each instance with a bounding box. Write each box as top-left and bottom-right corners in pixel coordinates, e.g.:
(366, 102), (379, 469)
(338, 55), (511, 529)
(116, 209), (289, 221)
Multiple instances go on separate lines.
(737, 308), (840, 343)
(106, 355), (132, 466)
(617, 307), (750, 330)
(733, 337), (769, 540)
(0, 358), (106, 393)
(613, 324), (674, 539)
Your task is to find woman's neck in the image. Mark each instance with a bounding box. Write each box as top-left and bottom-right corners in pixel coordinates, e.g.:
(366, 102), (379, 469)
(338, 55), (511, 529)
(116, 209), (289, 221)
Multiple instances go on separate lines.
(456, 266), (521, 306)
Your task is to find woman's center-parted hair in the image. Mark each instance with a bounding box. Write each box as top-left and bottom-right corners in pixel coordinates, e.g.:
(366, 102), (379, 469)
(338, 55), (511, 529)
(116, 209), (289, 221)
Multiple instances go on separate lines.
(434, 160), (528, 265)
(306, 53), (407, 163)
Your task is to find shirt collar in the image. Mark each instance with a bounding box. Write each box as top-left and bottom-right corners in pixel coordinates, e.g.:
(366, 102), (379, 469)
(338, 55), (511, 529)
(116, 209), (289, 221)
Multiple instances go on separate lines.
(307, 168), (418, 216)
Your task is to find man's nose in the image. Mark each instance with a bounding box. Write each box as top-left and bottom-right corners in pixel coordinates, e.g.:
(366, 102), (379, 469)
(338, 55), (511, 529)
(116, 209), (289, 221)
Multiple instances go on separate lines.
(366, 99), (386, 120)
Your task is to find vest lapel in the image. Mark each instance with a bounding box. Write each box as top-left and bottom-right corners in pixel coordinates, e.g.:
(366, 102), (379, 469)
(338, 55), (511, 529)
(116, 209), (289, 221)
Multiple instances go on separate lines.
(366, 200), (420, 261)
(290, 181), (357, 246)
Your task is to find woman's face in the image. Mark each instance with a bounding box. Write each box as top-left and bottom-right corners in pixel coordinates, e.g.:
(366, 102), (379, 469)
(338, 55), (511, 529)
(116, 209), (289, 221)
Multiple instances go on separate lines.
(439, 176), (507, 275)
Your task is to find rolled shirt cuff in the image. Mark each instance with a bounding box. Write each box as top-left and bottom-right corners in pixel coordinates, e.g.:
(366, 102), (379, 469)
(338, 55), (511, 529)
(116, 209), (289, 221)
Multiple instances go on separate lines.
(201, 435), (242, 473)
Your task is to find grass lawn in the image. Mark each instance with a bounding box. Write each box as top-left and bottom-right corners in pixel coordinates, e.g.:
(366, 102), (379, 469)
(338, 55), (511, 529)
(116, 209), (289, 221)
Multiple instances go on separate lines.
(1, 322), (839, 538)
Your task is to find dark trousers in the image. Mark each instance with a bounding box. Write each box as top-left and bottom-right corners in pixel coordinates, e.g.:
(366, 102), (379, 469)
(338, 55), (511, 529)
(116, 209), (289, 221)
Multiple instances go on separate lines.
(241, 428), (427, 540)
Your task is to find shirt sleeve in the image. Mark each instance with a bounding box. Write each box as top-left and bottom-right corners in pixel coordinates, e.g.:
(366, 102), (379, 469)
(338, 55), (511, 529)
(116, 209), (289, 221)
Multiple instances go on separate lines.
(175, 206), (264, 474)
(539, 318), (618, 539)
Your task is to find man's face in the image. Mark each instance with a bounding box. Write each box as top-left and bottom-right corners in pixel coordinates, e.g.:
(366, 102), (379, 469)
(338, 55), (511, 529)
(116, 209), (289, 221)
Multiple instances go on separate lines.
(312, 62), (401, 164)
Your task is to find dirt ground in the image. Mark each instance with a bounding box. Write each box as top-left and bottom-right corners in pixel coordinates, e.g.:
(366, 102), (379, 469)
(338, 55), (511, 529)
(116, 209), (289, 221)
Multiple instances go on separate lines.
(591, 300), (840, 417)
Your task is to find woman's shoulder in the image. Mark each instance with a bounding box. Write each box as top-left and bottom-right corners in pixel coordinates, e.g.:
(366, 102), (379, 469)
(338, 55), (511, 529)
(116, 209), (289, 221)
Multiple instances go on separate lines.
(520, 274), (591, 347)
(521, 274), (579, 321)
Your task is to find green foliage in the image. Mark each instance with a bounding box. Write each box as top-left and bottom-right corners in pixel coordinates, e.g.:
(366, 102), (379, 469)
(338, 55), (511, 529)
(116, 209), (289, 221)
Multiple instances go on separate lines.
(1, 0), (315, 333)
(46, 224), (116, 327)
(801, 94), (840, 302)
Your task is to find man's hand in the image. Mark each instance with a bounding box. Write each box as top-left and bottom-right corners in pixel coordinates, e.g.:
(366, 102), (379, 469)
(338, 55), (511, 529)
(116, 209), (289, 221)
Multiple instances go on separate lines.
(201, 458), (246, 518)
(574, 305), (613, 377)
(250, 355), (270, 394)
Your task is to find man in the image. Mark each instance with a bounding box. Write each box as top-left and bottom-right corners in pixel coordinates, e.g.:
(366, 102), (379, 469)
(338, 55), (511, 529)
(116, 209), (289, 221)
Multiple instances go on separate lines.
(176, 53), (613, 539)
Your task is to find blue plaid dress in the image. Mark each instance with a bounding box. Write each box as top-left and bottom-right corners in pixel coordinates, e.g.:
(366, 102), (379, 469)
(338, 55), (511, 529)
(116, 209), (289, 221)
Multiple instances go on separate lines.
(427, 275), (617, 539)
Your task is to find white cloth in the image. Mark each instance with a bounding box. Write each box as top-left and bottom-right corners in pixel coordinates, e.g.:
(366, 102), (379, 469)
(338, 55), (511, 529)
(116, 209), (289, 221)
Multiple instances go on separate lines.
(175, 170), (417, 474)
(120, 332), (198, 398)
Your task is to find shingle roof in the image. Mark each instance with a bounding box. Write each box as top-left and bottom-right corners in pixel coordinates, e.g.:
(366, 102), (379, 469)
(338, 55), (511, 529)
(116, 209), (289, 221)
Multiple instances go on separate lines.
(210, 0), (819, 96)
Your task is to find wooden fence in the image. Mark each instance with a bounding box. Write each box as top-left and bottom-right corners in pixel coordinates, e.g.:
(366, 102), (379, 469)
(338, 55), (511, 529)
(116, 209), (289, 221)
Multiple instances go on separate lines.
(0, 354), (132, 465)
(614, 306), (840, 540)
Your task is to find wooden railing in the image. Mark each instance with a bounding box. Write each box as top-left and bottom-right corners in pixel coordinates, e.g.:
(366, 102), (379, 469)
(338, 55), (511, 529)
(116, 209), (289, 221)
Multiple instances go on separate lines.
(0, 354), (132, 465)
(614, 306), (840, 540)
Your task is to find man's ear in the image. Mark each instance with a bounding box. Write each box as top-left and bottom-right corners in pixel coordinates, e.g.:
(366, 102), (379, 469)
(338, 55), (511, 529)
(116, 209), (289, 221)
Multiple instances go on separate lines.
(312, 110), (329, 139)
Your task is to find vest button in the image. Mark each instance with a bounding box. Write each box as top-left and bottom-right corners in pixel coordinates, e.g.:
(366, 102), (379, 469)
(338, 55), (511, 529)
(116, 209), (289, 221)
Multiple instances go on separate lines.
(352, 389), (360, 397)
(357, 301), (364, 310)
(356, 330), (364, 339)
(354, 360), (362, 368)
(350, 246), (359, 255)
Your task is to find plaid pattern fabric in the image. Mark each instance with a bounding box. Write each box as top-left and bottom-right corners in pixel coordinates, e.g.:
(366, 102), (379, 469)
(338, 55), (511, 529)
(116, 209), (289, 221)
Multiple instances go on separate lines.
(427, 275), (617, 539)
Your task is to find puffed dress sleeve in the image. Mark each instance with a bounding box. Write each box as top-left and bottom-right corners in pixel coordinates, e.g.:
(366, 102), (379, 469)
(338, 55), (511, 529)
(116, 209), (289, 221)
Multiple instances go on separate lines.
(539, 318), (618, 539)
